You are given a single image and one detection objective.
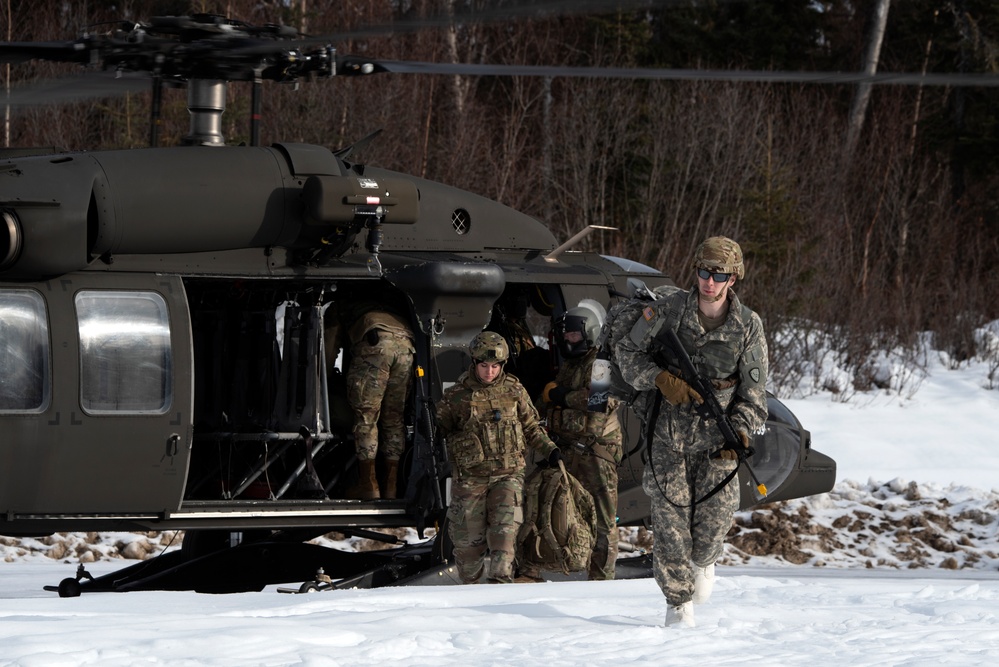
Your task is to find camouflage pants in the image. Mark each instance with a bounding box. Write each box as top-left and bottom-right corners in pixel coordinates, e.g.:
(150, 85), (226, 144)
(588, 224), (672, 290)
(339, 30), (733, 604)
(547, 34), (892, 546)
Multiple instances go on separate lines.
(644, 448), (738, 605)
(346, 335), (413, 460)
(447, 471), (525, 584)
(566, 448), (620, 580)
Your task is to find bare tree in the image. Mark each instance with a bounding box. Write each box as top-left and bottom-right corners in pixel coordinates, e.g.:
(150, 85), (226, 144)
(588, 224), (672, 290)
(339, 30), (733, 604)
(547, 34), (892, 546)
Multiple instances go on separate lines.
(845, 0), (891, 156)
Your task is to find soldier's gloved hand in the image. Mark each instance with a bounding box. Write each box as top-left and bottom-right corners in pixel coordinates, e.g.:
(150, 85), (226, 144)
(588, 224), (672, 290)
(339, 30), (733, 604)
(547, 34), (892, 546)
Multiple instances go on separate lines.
(654, 370), (703, 406)
(547, 448), (564, 468)
(738, 429), (751, 449)
(542, 382), (568, 406)
(719, 430), (751, 461)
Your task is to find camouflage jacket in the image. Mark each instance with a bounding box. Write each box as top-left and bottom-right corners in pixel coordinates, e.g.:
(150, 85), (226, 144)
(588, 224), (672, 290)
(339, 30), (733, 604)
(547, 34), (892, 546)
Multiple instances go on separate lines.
(546, 348), (623, 460)
(612, 285), (768, 454)
(437, 369), (558, 478)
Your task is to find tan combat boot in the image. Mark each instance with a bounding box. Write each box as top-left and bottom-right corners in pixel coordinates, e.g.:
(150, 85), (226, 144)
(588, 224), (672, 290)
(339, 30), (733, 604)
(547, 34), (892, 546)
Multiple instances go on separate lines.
(382, 458), (399, 500)
(350, 459), (380, 500)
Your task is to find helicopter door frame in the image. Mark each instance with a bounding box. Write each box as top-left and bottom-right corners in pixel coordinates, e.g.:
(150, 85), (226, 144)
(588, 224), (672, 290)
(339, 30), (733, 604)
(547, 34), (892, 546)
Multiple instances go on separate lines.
(0, 272), (193, 519)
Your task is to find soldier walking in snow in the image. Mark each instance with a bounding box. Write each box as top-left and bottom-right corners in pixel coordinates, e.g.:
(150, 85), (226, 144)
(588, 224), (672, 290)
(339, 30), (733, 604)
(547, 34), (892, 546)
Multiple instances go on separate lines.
(611, 236), (768, 627)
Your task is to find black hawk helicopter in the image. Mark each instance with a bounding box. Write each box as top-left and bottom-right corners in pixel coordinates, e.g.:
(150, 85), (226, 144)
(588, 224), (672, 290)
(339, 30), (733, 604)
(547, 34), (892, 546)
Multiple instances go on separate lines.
(0, 12), (838, 596)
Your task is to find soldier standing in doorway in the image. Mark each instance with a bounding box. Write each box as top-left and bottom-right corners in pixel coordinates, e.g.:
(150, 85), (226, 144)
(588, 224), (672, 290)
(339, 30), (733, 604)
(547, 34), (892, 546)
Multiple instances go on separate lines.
(337, 299), (415, 500)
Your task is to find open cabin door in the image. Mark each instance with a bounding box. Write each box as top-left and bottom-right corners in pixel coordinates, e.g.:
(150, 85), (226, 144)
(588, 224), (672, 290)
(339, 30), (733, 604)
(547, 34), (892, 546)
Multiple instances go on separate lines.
(0, 273), (193, 522)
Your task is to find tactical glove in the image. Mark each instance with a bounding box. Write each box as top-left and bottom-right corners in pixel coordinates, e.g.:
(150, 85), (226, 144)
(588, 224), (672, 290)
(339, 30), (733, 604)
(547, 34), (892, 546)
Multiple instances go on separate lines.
(547, 448), (564, 467)
(719, 429), (750, 461)
(654, 370), (703, 406)
(542, 382), (568, 407)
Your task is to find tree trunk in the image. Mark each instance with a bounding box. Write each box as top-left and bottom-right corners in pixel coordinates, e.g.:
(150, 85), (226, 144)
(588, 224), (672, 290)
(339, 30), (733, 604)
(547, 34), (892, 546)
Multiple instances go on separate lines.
(845, 0), (891, 155)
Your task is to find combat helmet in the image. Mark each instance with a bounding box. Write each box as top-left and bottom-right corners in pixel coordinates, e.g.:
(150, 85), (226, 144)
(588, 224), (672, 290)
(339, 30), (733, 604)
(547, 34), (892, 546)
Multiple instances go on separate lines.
(555, 301), (605, 359)
(694, 236), (744, 279)
(469, 331), (509, 364)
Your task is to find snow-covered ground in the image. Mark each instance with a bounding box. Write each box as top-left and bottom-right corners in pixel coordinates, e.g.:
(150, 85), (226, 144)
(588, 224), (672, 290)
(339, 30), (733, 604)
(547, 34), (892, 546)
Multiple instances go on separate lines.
(2, 334), (998, 665)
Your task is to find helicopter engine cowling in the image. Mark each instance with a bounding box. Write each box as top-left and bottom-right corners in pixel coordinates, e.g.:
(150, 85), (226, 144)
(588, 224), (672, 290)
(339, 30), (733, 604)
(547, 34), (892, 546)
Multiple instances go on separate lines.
(0, 143), (394, 280)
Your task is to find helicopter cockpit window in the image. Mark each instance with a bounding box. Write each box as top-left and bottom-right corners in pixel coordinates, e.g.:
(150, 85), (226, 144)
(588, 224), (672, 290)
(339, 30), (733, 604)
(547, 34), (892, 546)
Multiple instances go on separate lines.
(0, 289), (50, 413)
(76, 290), (172, 415)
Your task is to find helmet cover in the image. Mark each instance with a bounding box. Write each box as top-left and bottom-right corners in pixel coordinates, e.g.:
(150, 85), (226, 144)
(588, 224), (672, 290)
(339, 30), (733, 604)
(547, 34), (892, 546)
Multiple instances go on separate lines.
(469, 331), (509, 363)
(694, 236), (745, 279)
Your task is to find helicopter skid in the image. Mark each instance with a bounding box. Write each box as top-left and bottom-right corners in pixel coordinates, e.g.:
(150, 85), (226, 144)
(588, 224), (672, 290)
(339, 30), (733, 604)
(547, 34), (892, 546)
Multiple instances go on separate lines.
(45, 536), (452, 597)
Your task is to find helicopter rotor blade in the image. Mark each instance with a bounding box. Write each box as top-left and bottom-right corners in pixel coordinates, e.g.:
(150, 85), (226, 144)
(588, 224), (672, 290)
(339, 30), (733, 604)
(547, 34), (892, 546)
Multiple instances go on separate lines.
(2, 71), (155, 107)
(371, 60), (999, 88)
(6, 56), (997, 111)
(0, 41), (93, 65)
(3, 0), (997, 114)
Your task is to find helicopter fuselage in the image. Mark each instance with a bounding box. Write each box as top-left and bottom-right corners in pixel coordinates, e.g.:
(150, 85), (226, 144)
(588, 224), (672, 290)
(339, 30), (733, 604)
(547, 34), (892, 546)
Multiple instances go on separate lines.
(0, 142), (835, 543)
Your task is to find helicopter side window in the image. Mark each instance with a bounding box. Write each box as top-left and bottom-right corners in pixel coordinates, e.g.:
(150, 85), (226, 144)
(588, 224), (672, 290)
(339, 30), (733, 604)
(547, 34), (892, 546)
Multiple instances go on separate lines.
(75, 290), (173, 415)
(0, 289), (50, 413)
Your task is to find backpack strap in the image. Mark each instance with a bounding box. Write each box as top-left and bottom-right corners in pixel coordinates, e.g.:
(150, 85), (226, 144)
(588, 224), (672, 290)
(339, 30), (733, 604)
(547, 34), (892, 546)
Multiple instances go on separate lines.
(537, 466), (565, 560)
(541, 461), (582, 573)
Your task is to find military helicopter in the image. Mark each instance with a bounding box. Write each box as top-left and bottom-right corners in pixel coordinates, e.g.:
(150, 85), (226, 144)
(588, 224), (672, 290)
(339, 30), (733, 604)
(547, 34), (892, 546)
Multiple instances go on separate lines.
(0, 12), (837, 596)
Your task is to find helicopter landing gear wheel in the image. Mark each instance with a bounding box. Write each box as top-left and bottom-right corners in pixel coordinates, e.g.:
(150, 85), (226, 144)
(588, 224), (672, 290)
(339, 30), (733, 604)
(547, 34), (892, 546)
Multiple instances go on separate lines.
(57, 577), (82, 598)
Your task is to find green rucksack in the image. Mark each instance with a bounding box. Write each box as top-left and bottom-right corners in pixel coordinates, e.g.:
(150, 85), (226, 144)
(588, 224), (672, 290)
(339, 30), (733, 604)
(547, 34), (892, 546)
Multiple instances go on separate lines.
(517, 461), (597, 574)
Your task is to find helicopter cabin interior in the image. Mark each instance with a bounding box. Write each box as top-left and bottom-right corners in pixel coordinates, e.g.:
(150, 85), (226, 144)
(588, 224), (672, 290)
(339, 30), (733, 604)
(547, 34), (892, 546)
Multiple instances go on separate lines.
(178, 275), (588, 506)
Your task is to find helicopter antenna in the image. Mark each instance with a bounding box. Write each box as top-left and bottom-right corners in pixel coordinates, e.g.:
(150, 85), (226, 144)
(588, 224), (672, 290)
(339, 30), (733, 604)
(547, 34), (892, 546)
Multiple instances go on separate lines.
(544, 225), (617, 263)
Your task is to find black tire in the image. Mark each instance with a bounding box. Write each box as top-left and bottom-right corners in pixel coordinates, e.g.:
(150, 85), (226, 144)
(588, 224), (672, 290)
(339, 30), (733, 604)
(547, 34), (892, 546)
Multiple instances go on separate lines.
(299, 582), (321, 594)
(57, 577), (81, 598)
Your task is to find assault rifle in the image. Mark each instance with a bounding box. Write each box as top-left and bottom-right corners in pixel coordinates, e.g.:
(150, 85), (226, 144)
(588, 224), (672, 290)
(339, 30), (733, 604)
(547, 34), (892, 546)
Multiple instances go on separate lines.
(651, 327), (767, 498)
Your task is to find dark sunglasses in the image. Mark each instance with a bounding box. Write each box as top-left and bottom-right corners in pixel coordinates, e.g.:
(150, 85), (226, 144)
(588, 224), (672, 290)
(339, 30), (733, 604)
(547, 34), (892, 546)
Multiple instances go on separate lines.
(696, 268), (732, 283)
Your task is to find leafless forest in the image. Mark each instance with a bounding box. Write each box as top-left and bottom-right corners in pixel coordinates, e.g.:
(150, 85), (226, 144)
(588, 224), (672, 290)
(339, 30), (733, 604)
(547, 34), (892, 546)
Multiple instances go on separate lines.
(4, 1), (998, 396)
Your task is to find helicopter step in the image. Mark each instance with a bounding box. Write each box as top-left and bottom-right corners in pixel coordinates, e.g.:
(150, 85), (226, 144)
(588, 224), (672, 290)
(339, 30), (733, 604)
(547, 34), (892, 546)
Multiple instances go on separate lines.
(168, 498), (411, 531)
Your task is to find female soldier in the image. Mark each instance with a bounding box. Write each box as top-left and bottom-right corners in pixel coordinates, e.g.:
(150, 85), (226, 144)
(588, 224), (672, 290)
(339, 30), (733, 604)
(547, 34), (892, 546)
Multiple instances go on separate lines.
(437, 331), (562, 584)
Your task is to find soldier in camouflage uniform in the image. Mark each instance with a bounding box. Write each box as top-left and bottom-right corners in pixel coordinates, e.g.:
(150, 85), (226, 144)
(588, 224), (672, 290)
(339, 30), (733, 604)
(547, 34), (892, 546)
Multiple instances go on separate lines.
(612, 237), (768, 627)
(539, 303), (623, 580)
(340, 300), (415, 500)
(437, 332), (562, 584)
